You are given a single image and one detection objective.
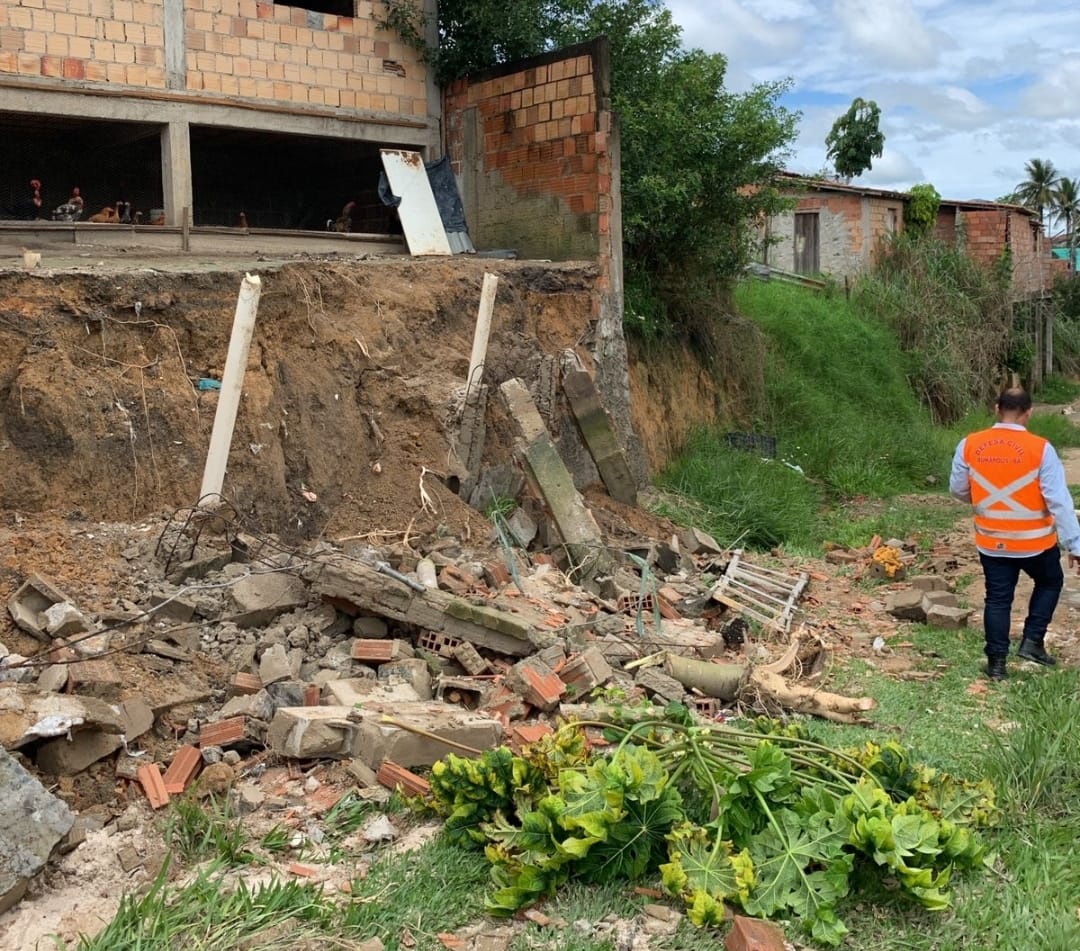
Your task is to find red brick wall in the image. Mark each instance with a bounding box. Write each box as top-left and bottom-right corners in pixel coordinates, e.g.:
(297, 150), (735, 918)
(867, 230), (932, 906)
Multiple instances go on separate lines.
(0, 0), (427, 114)
(960, 209), (1049, 298)
(443, 38), (612, 263)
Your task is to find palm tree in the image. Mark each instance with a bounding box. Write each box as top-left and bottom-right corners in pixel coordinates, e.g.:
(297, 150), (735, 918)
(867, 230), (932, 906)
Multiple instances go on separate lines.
(1054, 176), (1080, 274)
(1014, 158), (1059, 232)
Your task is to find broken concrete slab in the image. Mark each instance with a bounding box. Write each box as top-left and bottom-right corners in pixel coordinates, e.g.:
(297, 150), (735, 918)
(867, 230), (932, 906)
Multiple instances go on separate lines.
(304, 558), (537, 657)
(34, 697), (154, 775)
(259, 643), (294, 686)
(634, 666), (687, 706)
(498, 378), (615, 581)
(6, 573), (73, 642)
(0, 685), (126, 751)
(561, 350), (639, 507)
(228, 571), (309, 628)
(0, 745), (75, 914)
(378, 658), (433, 700)
(322, 678), (422, 708)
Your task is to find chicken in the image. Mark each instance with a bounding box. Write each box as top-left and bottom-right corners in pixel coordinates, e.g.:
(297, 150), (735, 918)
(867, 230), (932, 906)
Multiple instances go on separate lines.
(5, 178), (45, 219)
(87, 205), (120, 223)
(331, 200), (356, 233)
(52, 186), (84, 221)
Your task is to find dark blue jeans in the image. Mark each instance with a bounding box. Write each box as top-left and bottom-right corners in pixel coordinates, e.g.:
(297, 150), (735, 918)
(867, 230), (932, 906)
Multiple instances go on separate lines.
(979, 546), (1064, 658)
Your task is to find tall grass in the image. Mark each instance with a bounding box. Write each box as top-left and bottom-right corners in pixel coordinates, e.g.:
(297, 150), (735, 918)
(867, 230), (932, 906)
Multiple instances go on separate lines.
(657, 280), (957, 550)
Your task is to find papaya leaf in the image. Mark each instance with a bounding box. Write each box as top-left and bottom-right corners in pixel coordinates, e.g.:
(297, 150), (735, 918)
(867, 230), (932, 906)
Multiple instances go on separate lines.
(743, 808), (852, 944)
(661, 822), (755, 912)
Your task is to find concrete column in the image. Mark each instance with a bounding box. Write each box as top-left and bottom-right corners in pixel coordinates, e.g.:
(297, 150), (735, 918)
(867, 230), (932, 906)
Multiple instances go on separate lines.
(163, 0), (185, 90)
(160, 120), (192, 228)
(422, 0), (441, 155)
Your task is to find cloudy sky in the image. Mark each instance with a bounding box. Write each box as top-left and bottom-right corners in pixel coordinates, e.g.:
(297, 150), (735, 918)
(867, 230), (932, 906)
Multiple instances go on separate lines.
(665, 0), (1080, 204)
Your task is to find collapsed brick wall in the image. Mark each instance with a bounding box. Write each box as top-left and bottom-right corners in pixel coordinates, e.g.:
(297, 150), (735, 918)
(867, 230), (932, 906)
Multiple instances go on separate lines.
(0, 0), (427, 114)
(442, 38), (612, 263)
(442, 38), (644, 488)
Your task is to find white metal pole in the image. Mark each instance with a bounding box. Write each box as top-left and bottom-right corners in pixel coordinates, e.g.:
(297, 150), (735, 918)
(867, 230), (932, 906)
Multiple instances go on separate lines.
(199, 273), (262, 501)
(465, 272), (498, 401)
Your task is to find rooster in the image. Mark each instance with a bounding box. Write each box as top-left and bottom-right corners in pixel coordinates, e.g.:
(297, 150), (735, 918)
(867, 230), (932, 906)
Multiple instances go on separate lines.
(52, 186), (84, 222)
(5, 178), (45, 219)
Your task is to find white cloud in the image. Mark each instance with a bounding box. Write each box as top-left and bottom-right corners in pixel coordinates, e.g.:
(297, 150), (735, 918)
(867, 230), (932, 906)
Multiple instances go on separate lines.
(832, 0), (946, 70)
(666, 0), (1080, 200)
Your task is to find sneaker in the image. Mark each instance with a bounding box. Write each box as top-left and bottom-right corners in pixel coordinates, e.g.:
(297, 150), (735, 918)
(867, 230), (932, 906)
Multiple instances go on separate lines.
(1017, 640), (1057, 667)
(986, 655), (1008, 680)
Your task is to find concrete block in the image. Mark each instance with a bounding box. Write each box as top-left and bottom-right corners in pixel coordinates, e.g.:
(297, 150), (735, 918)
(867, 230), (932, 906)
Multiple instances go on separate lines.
(323, 678), (422, 707)
(43, 603), (91, 638)
(259, 643), (293, 686)
(0, 686), (126, 751)
(7, 573), (72, 642)
(352, 701), (503, 769)
(229, 572), (308, 628)
(679, 526), (723, 555)
(560, 351), (638, 506)
(0, 746), (74, 914)
(634, 666), (686, 705)
(378, 658), (433, 700)
(910, 575), (951, 592)
(925, 605), (971, 629)
(886, 589), (926, 621)
(921, 591), (958, 613)
(267, 706), (356, 759)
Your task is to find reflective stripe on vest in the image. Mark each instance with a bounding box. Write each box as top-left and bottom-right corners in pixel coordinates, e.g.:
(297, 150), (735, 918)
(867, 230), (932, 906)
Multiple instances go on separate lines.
(963, 428), (1057, 553)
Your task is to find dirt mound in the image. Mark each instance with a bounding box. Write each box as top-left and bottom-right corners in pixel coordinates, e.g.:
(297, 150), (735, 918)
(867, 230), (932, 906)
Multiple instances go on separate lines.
(0, 257), (600, 541)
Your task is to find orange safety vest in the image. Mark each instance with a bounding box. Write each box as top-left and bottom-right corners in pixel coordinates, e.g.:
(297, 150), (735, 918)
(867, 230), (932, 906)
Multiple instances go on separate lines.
(963, 427), (1057, 553)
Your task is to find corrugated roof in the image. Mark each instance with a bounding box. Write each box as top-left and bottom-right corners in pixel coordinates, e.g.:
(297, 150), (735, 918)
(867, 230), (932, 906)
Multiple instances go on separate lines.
(776, 171), (1038, 219)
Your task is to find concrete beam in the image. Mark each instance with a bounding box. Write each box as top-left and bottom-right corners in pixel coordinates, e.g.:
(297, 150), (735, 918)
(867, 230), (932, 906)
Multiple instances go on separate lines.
(0, 81), (436, 147)
(499, 378), (614, 581)
(560, 349), (638, 506)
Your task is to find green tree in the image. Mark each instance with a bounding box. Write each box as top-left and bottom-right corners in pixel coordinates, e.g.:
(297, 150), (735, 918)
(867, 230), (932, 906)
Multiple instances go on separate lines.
(824, 97), (884, 181)
(1053, 176), (1079, 271)
(1014, 158), (1059, 232)
(904, 183), (941, 238)
(386, 0), (798, 348)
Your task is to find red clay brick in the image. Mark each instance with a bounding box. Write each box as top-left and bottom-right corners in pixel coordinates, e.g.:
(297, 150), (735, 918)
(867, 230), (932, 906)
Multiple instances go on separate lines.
(199, 716), (246, 749)
(162, 745), (202, 794)
(725, 915), (787, 951)
(520, 666), (565, 709)
(510, 723), (552, 750)
(351, 640), (397, 664)
(376, 761), (431, 798)
(137, 763), (171, 809)
(230, 672), (262, 695)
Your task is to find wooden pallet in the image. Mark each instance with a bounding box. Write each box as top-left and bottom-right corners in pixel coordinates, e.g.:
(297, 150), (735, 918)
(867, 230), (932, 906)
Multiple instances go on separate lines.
(710, 549), (809, 633)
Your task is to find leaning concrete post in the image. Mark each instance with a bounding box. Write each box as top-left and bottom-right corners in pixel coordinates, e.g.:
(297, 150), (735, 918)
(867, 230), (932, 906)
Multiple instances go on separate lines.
(466, 272), (498, 401)
(199, 273), (262, 501)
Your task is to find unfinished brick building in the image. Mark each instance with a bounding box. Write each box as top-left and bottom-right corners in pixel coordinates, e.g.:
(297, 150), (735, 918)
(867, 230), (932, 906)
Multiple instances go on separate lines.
(764, 174), (1055, 303)
(0, 0), (439, 234)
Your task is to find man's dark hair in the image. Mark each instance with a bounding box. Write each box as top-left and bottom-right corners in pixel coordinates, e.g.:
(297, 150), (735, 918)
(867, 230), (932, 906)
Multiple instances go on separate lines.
(996, 387), (1032, 413)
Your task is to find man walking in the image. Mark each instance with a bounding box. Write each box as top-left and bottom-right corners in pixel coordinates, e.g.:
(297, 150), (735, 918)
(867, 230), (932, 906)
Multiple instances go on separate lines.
(950, 387), (1080, 680)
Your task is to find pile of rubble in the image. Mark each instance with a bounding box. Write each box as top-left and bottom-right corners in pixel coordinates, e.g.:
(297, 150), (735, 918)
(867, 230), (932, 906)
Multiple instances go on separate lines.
(0, 491), (836, 914)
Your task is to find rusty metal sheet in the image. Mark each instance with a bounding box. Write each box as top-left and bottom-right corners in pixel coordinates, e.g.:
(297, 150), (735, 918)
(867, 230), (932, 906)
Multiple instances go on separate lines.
(379, 149), (452, 256)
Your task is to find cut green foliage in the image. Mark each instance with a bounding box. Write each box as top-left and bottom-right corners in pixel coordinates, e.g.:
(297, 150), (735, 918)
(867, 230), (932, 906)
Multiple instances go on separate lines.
(423, 714), (993, 947)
